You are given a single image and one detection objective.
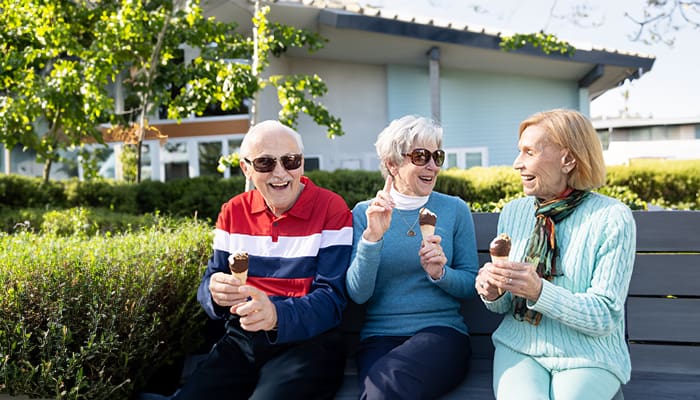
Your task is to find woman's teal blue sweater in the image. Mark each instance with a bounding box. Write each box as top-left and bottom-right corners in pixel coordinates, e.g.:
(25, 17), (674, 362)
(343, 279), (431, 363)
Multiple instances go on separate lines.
(347, 192), (479, 340)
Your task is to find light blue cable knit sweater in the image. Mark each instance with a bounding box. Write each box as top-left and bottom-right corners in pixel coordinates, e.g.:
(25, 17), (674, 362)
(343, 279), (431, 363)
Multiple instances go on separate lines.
(347, 192), (479, 340)
(484, 192), (636, 383)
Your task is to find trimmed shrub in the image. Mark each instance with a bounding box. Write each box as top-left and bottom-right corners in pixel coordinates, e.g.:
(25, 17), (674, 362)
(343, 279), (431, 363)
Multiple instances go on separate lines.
(306, 170), (384, 208)
(0, 175), (66, 208)
(2, 159), (699, 217)
(0, 219), (211, 399)
(63, 179), (139, 214)
(0, 207), (174, 236)
(607, 160), (700, 210)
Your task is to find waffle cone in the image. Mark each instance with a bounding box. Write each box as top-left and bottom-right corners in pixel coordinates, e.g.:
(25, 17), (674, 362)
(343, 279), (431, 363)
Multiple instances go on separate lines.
(419, 224), (435, 240)
(232, 270), (248, 284)
(491, 255), (508, 295)
(490, 255), (509, 263)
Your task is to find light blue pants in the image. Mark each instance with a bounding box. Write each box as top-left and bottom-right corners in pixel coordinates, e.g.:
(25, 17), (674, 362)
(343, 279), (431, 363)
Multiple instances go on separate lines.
(493, 345), (621, 400)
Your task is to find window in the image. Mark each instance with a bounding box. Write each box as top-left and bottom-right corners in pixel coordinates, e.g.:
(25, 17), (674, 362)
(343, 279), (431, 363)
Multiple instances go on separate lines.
(444, 147), (488, 169)
(163, 142), (189, 181)
(226, 138), (243, 176)
(304, 156), (320, 171)
(597, 129), (611, 150)
(198, 141), (223, 176)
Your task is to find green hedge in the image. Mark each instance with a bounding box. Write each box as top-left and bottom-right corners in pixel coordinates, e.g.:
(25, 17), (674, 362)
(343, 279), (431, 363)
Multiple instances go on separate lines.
(607, 159), (700, 210)
(0, 159), (697, 398)
(0, 219), (211, 399)
(1, 159), (698, 227)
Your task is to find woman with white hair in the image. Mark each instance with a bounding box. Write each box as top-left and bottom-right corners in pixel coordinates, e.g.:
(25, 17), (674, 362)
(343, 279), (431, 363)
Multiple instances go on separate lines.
(347, 115), (480, 399)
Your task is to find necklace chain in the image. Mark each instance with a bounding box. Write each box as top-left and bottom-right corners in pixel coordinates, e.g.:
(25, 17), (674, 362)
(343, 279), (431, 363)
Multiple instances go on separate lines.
(396, 210), (419, 237)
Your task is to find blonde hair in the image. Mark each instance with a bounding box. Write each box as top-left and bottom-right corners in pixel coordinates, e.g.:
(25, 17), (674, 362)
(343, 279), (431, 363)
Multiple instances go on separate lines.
(519, 109), (606, 190)
(375, 115), (443, 178)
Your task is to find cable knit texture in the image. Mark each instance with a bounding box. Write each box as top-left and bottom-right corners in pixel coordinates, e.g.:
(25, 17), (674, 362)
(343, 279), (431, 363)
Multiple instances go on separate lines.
(347, 192), (479, 340)
(484, 192), (636, 383)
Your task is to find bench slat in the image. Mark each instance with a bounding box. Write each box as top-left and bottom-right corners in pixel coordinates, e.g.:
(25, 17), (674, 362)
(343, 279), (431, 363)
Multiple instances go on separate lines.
(472, 213), (500, 250)
(476, 211), (700, 253)
(629, 254), (700, 296)
(468, 334), (495, 359)
(627, 297), (700, 342)
(462, 298), (503, 335)
(625, 370), (700, 400)
(630, 343), (700, 375)
(633, 211), (700, 252)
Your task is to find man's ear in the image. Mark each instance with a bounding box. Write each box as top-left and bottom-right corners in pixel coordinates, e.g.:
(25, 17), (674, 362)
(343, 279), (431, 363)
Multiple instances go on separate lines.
(240, 159), (252, 178)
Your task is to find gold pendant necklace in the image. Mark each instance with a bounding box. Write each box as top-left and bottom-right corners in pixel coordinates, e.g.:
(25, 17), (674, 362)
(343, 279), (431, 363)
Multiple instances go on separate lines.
(396, 210), (419, 237)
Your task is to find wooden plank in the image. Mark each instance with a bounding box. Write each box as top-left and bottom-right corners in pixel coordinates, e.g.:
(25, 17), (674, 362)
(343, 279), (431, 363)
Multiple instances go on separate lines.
(627, 297), (700, 342)
(625, 371), (700, 400)
(443, 357), (494, 400)
(633, 211), (700, 252)
(622, 371), (700, 400)
(477, 253), (490, 265)
(630, 343), (700, 376)
(629, 254), (700, 296)
(462, 298), (503, 335)
(472, 212), (500, 251)
(469, 334), (495, 359)
(475, 211), (700, 253)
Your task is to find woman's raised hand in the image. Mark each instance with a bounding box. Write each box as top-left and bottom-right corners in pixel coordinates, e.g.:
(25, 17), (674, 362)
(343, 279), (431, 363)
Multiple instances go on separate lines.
(363, 175), (395, 242)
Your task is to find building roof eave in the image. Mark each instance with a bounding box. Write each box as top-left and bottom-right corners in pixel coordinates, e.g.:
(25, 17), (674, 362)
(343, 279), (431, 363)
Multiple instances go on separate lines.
(207, 0), (656, 99)
(315, 8), (655, 97)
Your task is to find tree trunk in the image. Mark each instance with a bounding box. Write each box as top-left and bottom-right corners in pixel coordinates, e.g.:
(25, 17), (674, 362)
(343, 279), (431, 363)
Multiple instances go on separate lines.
(43, 158), (52, 183)
(137, 139), (143, 183)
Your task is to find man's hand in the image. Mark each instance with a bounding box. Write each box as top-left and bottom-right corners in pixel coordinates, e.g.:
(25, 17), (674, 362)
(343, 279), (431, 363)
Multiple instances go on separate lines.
(234, 285), (278, 332)
(209, 272), (247, 307)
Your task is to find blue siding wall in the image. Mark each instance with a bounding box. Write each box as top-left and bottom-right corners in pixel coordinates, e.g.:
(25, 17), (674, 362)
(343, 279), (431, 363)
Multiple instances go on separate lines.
(442, 70), (579, 166)
(386, 65), (580, 167)
(386, 65), (431, 122)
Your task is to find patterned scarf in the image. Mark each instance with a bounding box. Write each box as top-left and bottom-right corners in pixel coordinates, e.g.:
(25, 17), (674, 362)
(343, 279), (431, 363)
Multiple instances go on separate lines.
(513, 188), (590, 325)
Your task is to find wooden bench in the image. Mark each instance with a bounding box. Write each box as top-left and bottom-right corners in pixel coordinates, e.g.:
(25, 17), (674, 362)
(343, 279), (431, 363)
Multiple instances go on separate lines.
(335, 210), (700, 399)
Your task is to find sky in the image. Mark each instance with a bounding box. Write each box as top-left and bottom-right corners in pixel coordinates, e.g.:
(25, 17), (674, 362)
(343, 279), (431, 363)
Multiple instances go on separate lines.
(370, 0), (700, 120)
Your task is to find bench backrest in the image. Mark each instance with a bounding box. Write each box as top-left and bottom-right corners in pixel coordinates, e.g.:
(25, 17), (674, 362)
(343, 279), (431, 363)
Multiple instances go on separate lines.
(343, 211), (700, 376)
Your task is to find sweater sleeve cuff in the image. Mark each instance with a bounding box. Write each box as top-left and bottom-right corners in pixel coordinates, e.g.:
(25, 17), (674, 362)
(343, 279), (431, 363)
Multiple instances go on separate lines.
(427, 266), (446, 282)
(359, 236), (383, 258)
(361, 236), (383, 246)
(481, 291), (512, 313)
(528, 279), (558, 312)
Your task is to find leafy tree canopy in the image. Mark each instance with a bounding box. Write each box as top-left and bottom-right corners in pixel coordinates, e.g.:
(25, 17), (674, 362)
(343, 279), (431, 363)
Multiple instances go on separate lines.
(1, 0), (344, 182)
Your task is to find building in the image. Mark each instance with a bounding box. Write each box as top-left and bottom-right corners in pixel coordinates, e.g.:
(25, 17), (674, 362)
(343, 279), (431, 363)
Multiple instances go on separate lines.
(200, 0), (656, 172)
(2, 0), (656, 180)
(593, 116), (700, 165)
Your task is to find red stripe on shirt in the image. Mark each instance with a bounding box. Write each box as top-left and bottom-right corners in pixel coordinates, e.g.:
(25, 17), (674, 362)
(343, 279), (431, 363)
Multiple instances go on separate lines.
(247, 276), (314, 298)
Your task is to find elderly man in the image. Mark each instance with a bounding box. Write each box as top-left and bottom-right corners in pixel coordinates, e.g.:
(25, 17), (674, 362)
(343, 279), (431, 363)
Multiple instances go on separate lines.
(175, 120), (353, 399)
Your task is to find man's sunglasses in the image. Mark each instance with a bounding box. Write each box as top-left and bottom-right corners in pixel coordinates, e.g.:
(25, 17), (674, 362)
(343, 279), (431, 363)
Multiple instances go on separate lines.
(243, 154), (303, 173)
(403, 148), (445, 167)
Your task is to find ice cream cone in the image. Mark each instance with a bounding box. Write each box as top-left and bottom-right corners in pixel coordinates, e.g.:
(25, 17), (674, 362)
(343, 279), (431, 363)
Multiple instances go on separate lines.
(232, 270), (248, 284)
(489, 233), (511, 295)
(228, 251), (249, 284)
(418, 207), (437, 244)
(419, 224), (435, 240)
